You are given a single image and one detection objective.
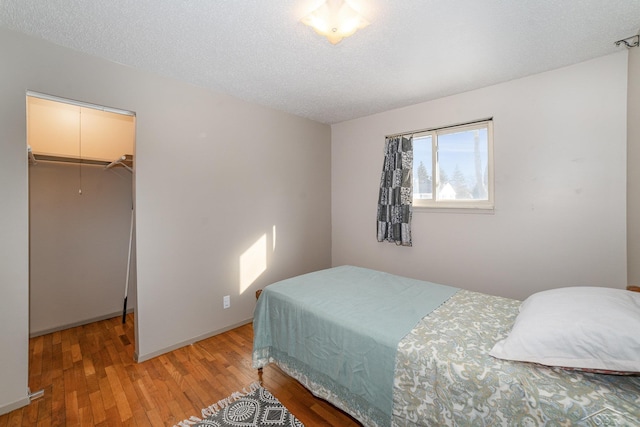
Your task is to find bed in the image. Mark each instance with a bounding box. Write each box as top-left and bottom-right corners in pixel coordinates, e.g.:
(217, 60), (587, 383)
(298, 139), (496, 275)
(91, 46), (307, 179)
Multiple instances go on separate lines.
(252, 266), (640, 427)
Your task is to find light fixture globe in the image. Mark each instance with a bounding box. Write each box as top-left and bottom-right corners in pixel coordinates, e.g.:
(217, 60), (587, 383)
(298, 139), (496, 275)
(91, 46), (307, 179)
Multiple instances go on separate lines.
(302, 0), (369, 44)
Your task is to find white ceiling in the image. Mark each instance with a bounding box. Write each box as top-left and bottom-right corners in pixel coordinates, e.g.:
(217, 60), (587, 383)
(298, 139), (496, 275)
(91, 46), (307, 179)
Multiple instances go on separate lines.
(1, 0), (639, 124)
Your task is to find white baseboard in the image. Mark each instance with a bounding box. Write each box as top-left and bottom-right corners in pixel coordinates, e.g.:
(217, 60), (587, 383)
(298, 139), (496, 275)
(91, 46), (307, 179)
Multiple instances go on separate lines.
(0, 395), (30, 416)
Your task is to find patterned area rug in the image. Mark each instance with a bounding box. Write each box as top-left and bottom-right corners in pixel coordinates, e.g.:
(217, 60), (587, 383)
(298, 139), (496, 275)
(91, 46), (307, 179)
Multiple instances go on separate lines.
(174, 382), (304, 427)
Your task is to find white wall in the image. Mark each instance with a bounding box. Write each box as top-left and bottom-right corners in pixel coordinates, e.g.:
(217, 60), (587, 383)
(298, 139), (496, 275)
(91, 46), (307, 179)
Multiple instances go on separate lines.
(332, 53), (628, 301)
(29, 162), (134, 336)
(627, 43), (640, 286)
(0, 33), (30, 416)
(0, 27), (331, 414)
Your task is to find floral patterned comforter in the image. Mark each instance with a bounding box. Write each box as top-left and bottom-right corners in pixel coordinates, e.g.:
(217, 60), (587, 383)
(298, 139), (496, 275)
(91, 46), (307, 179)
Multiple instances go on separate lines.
(393, 290), (640, 426)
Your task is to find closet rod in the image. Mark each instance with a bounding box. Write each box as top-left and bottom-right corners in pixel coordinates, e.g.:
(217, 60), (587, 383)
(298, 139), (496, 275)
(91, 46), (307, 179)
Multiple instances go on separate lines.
(29, 154), (110, 166)
(27, 145), (37, 165)
(105, 155), (133, 172)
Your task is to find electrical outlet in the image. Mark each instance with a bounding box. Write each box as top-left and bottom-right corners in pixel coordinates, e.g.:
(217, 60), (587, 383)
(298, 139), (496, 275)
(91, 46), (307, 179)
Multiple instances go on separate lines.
(223, 295), (231, 309)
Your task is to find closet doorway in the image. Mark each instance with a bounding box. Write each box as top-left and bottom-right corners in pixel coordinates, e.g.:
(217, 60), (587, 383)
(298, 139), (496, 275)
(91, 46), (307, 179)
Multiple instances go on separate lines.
(26, 92), (136, 345)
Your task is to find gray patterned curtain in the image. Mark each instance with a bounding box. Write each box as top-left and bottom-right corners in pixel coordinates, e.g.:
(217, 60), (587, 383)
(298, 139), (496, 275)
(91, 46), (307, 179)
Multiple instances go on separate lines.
(377, 135), (413, 246)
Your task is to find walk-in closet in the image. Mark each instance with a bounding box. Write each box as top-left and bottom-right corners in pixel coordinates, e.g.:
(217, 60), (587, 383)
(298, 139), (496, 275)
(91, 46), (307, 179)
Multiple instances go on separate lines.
(27, 93), (136, 337)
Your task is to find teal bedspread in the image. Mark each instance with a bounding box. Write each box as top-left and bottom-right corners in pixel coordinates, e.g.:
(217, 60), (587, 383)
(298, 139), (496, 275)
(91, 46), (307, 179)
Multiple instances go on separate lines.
(252, 265), (459, 427)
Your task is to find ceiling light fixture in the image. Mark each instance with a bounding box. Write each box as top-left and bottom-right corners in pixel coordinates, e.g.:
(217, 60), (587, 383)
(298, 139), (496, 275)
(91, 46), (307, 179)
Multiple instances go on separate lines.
(301, 0), (369, 44)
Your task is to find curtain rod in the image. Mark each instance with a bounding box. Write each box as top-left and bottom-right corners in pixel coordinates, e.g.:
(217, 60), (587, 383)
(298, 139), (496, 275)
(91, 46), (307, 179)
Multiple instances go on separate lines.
(615, 34), (639, 49)
(26, 91), (135, 117)
(386, 117), (493, 139)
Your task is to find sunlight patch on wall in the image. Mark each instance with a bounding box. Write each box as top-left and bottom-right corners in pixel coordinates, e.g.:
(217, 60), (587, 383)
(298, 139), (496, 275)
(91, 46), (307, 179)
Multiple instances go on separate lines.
(240, 233), (267, 293)
(272, 225), (277, 251)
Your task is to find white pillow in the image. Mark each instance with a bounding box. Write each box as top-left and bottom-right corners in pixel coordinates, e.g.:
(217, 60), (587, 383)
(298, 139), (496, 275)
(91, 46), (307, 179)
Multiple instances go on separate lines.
(490, 287), (640, 373)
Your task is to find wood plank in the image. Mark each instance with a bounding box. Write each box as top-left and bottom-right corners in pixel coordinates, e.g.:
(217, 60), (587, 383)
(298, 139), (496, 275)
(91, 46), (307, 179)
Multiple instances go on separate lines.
(105, 365), (133, 422)
(143, 408), (165, 427)
(63, 390), (79, 426)
(21, 398), (39, 426)
(3, 409), (22, 427)
(131, 377), (155, 412)
(35, 416), (51, 427)
(30, 336), (44, 377)
(50, 376), (66, 426)
(97, 375), (116, 412)
(88, 391), (107, 424)
(39, 334), (54, 387)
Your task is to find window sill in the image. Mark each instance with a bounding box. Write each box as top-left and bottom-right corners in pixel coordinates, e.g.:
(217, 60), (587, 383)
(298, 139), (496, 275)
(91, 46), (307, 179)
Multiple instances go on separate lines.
(413, 206), (495, 214)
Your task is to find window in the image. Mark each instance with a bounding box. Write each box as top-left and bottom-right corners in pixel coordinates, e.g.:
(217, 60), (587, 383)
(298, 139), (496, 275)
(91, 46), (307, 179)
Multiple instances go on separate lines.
(411, 120), (493, 209)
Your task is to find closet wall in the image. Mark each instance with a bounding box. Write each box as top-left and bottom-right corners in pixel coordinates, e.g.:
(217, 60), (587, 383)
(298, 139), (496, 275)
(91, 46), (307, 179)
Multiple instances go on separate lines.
(28, 96), (136, 336)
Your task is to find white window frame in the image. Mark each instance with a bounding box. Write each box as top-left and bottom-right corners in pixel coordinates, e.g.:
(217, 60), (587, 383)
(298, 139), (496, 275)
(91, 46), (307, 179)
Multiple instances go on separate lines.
(410, 119), (494, 210)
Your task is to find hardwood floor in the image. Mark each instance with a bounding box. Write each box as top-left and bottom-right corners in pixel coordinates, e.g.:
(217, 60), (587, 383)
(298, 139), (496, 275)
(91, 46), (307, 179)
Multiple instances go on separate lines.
(0, 314), (360, 426)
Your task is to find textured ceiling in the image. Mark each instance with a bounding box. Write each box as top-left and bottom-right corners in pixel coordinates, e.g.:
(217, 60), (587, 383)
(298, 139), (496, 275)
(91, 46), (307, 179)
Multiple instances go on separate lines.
(1, 0), (639, 124)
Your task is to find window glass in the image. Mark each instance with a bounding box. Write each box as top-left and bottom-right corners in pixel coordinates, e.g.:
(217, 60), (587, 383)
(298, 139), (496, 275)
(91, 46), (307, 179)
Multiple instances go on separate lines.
(412, 135), (433, 200)
(437, 128), (488, 201)
(411, 120), (493, 209)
